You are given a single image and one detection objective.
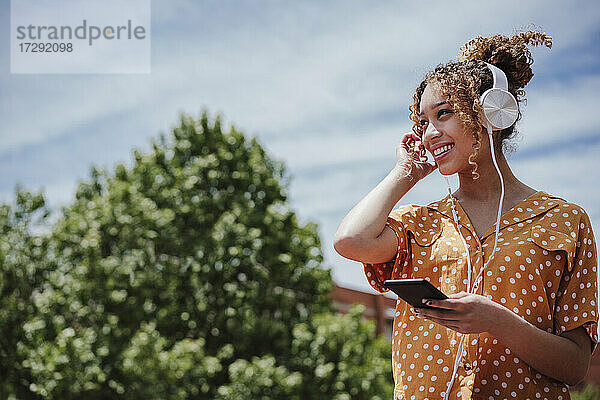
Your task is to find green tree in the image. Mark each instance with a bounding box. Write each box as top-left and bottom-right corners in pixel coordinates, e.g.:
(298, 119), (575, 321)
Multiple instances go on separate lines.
(0, 190), (51, 399)
(1, 111), (393, 399)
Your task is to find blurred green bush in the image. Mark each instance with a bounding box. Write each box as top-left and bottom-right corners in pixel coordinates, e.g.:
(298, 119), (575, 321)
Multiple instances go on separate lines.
(0, 111), (393, 399)
(572, 383), (600, 400)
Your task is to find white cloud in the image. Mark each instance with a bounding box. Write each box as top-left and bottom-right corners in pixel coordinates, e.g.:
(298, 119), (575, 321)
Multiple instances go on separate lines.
(518, 76), (600, 150)
(3, 1), (599, 154)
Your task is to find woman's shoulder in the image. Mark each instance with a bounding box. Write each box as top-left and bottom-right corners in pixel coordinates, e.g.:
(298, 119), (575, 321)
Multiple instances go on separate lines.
(533, 192), (595, 237)
(389, 204), (420, 219)
(538, 192), (592, 218)
(389, 196), (450, 224)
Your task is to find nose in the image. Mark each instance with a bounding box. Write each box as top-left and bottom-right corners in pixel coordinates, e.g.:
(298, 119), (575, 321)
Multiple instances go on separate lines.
(423, 122), (441, 142)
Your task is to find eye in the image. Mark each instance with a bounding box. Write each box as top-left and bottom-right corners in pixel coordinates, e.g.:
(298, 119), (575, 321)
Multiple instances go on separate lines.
(437, 109), (453, 118)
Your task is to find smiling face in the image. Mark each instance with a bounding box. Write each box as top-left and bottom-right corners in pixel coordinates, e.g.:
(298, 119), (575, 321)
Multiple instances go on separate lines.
(418, 83), (482, 176)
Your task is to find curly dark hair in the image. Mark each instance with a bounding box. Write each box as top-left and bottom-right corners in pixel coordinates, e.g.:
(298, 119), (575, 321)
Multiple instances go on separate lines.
(408, 30), (552, 179)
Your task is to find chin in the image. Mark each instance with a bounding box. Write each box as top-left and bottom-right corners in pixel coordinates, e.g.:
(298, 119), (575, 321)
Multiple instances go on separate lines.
(436, 164), (458, 176)
(436, 158), (471, 176)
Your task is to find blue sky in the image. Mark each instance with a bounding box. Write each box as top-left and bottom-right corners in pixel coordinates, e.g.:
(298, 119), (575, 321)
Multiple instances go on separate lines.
(2, 1), (600, 292)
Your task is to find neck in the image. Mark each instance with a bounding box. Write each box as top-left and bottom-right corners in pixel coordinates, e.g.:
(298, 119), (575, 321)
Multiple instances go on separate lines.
(453, 149), (530, 204)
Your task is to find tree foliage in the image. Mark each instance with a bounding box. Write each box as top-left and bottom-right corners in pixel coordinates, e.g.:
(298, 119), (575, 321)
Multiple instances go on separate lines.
(0, 111), (393, 399)
(572, 383), (600, 400)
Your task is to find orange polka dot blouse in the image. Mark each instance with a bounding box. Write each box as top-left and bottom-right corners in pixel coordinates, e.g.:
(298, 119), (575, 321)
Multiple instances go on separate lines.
(363, 191), (598, 399)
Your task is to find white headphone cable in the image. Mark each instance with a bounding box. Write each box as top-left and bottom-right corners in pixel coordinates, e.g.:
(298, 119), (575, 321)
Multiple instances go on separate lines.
(474, 126), (505, 289)
(442, 126), (504, 400)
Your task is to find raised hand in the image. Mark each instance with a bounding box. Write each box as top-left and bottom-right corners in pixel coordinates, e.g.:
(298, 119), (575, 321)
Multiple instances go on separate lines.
(394, 131), (438, 182)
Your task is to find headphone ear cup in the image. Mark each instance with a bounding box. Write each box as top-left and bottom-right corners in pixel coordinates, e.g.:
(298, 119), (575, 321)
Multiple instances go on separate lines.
(479, 88), (518, 130)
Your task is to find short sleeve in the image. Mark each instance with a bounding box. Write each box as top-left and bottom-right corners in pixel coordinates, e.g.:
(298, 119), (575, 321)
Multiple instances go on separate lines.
(554, 209), (598, 351)
(363, 209), (409, 293)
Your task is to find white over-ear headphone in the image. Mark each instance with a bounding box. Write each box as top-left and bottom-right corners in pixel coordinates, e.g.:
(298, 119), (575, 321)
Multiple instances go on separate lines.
(479, 62), (519, 131)
(442, 63), (518, 400)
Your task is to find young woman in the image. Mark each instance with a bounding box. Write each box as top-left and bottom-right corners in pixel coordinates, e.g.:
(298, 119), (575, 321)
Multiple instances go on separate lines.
(334, 31), (598, 399)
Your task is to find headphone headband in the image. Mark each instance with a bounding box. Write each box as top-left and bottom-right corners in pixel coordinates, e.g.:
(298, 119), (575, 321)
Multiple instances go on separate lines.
(484, 62), (509, 91)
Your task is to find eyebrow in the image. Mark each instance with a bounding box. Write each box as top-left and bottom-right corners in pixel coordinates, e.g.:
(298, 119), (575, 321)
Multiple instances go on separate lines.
(420, 101), (448, 116)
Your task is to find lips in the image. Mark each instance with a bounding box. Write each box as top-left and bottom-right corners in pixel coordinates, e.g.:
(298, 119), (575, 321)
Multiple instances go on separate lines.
(431, 143), (455, 161)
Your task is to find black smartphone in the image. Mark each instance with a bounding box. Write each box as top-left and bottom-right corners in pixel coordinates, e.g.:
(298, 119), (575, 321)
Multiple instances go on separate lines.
(383, 279), (448, 309)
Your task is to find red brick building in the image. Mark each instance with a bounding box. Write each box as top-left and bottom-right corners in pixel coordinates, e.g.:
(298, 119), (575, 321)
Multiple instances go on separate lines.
(329, 284), (600, 388)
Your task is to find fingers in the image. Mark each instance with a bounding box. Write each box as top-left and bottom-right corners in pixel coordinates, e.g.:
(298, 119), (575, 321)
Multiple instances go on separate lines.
(397, 132), (437, 179)
(399, 132), (417, 152)
(413, 308), (468, 332)
(414, 307), (458, 319)
(412, 143), (434, 167)
(401, 131), (416, 144)
(423, 292), (470, 309)
(412, 306), (475, 333)
(422, 298), (461, 310)
(447, 291), (469, 299)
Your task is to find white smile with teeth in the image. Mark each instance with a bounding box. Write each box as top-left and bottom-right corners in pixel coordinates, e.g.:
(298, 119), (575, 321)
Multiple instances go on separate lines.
(433, 144), (454, 156)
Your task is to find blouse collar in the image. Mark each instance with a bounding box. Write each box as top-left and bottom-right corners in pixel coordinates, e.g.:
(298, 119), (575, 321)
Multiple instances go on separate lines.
(425, 191), (565, 240)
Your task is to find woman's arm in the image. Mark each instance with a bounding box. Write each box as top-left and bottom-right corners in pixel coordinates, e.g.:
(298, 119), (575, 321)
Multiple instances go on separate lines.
(415, 293), (592, 386)
(333, 132), (436, 263)
(490, 304), (591, 386)
(333, 165), (413, 263)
